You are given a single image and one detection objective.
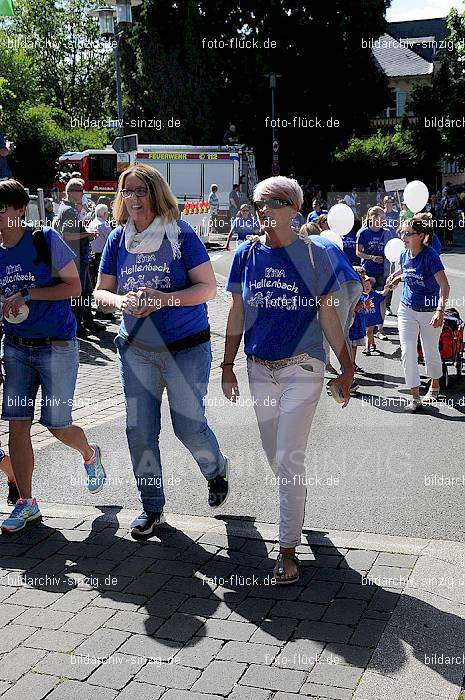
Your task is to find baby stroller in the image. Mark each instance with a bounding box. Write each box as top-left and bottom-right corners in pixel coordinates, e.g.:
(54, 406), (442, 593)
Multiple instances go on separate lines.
(417, 308), (464, 389)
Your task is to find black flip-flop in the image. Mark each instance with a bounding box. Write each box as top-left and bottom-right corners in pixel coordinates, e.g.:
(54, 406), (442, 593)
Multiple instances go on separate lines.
(273, 553), (300, 585)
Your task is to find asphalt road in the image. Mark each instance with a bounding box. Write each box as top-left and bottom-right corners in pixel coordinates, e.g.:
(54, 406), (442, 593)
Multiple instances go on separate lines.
(34, 247), (465, 541)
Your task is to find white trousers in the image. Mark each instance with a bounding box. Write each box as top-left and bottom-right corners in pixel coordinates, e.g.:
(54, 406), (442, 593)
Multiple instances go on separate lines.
(397, 303), (442, 390)
(323, 279), (363, 364)
(247, 357), (324, 548)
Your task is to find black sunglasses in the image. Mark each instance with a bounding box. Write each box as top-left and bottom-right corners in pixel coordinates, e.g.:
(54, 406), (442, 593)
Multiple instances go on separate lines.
(254, 198), (293, 211)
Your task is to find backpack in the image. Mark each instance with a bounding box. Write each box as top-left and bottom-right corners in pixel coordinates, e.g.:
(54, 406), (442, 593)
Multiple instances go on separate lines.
(31, 227), (60, 284)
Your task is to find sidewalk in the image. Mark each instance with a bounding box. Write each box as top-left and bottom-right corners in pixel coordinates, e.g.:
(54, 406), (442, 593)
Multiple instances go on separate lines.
(1, 504), (465, 699)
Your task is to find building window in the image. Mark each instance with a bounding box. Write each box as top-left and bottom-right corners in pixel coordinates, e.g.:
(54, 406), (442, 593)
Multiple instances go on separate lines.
(396, 91), (408, 117)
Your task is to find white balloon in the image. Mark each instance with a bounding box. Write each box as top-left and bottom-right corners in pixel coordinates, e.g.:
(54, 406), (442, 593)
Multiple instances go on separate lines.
(321, 229), (343, 250)
(327, 203), (355, 236)
(403, 180), (429, 214)
(385, 237), (405, 263)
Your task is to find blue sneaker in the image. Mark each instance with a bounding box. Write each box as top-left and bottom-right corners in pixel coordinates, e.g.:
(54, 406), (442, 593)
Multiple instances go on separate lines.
(83, 444), (106, 494)
(1, 498), (42, 534)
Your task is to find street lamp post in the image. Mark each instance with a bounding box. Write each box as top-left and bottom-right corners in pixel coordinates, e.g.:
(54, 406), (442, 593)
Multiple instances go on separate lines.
(268, 72), (281, 175)
(88, 0), (141, 145)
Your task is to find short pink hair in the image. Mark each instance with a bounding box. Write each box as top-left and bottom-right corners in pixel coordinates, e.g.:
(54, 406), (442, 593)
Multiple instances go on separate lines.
(253, 176), (303, 210)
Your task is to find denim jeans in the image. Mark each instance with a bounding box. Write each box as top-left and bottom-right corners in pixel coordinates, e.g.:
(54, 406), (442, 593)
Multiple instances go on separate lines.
(115, 337), (226, 512)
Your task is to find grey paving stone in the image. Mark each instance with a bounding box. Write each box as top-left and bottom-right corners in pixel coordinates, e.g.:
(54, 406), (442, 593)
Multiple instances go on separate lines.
(269, 600), (326, 621)
(366, 588), (400, 613)
(375, 552), (417, 568)
(123, 572), (170, 596)
(352, 670), (439, 700)
(136, 660), (200, 688)
(299, 580), (342, 604)
(0, 604), (27, 627)
(4, 588), (63, 608)
(0, 625), (37, 654)
(293, 620), (353, 644)
(69, 558), (118, 575)
(61, 605), (116, 634)
(179, 597), (232, 619)
(145, 590), (187, 617)
(45, 680), (117, 700)
(273, 638), (324, 670)
(199, 532), (246, 549)
(198, 618), (256, 641)
(0, 647), (46, 682)
(239, 663), (307, 692)
(197, 560), (240, 582)
(322, 599), (367, 625)
(250, 583), (304, 600)
(0, 683), (11, 696)
(210, 584), (251, 604)
(57, 543), (110, 559)
(163, 575), (214, 598)
(156, 612), (204, 642)
(0, 672), (57, 700)
(367, 624), (464, 698)
(301, 554), (343, 568)
(158, 691), (222, 700)
(33, 651), (97, 680)
(336, 583), (376, 601)
(217, 640), (279, 665)
(228, 688), (273, 700)
(307, 662), (363, 688)
(104, 610), (163, 635)
(115, 681), (164, 700)
(192, 659), (246, 695)
(340, 550), (379, 571)
(87, 652), (138, 689)
(133, 543), (181, 560)
(249, 617), (298, 645)
(91, 592), (147, 611)
(173, 636), (223, 669)
(320, 643), (373, 668)
(23, 629), (86, 652)
(313, 568), (362, 584)
(217, 549), (264, 568)
(96, 540), (139, 561)
(364, 565), (411, 589)
(147, 558), (197, 577)
(0, 585), (14, 602)
(118, 634), (180, 661)
(49, 588), (99, 612)
(111, 556), (153, 577)
(240, 540), (275, 556)
(349, 619), (387, 647)
(228, 597), (273, 622)
(300, 682), (353, 699)
(73, 628), (130, 658)
(14, 607), (73, 630)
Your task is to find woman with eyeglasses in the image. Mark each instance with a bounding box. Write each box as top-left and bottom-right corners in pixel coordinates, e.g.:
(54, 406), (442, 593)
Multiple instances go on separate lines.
(225, 203), (259, 250)
(222, 176), (354, 584)
(387, 215), (450, 413)
(94, 164), (228, 539)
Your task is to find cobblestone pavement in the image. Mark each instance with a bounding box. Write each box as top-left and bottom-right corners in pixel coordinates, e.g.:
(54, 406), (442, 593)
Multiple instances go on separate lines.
(1, 505), (464, 699)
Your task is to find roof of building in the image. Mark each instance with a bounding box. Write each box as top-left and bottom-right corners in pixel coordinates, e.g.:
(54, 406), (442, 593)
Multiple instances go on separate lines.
(388, 17), (449, 61)
(372, 33), (434, 77)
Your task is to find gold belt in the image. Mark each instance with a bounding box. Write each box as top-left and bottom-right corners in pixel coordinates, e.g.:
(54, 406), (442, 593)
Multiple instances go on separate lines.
(248, 352), (312, 370)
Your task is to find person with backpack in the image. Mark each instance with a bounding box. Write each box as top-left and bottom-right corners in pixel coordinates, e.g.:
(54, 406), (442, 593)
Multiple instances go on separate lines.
(222, 176), (353, 585)
(94, 164), (228, 540)
(0, 179), (106, 533)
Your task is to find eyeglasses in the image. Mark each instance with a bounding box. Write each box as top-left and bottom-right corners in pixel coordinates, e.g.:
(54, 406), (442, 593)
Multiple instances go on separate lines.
(121, 187), (148, 199)
(401, 230), (418, 237)
(68, 188), (83, 193)
(254, 198), (292, 210)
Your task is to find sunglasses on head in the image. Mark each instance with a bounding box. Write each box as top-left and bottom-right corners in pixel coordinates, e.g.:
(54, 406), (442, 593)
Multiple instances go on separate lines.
(254, 198), (293, 210)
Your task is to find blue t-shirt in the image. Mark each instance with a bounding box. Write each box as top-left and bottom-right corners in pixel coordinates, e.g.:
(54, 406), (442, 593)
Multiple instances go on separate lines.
(384, 210), (399, 231)
(431, 234), (442, 256)
(231, 216), (259, 241)
(310, 235), (361, 291)
(342, 230), (359, 266)
(291, 212), (306, 231)
(0, 134), (11, 179)
(226, 238), (340, 361)
(365, 289), (384, 327)
(349, 294), (368, 341)
(0, 226), (77, 339)
(400, 246), (444, 311)
(307, 209), (328, 223)
(99, 219), (210, 346)
(356, 226), (385, 275)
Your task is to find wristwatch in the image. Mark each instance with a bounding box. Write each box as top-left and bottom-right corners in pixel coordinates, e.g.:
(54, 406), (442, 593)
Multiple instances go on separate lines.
(19, 288), (31, 303)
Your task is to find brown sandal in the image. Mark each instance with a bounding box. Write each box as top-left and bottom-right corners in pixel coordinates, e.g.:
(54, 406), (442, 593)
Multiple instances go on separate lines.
(273, 553), (300, 585)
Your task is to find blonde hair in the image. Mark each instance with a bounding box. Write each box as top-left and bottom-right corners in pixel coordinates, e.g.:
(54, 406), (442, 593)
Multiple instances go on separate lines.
(253, 176), (303, 210)
(65, 178), (85, 194)
(365, 206), (384, 227)
(300, 222), (320, 238)
(113, 164), (179, 225)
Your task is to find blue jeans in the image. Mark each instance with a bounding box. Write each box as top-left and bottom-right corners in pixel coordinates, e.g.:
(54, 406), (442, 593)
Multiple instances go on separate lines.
(1, 338), (79, 428)
(115, 337), (226, 512)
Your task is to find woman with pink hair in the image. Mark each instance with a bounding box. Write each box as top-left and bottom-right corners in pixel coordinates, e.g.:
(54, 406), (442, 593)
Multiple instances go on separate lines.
(221, 176), (354, 584)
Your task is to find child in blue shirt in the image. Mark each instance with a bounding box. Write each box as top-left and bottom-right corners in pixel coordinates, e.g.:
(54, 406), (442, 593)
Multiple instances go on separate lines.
(348, 269), (372, 390)
(363, 277), (394, 355)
